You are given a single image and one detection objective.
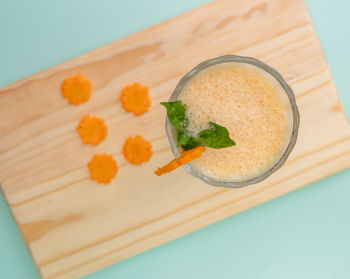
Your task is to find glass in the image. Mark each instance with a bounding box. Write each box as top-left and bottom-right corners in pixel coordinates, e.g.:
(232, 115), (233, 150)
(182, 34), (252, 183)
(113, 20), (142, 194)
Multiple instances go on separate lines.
(165, 55), (300, 188)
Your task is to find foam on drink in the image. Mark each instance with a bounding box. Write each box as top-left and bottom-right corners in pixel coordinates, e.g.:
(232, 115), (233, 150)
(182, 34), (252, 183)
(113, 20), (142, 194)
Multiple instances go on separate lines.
(178, 62), (293, 182)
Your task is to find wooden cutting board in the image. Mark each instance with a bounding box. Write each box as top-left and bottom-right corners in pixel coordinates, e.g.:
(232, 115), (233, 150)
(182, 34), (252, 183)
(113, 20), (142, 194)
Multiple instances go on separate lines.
(1, 0), (349, 278)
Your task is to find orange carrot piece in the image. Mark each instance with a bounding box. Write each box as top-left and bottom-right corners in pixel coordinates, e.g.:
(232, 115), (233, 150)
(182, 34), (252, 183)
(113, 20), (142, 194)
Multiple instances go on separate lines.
(76, 115), (107, 145)
(123, 135), (152, 165)
(120, 83), (151, 116)
(154, 146), (205, 176)
(61, 74), (91, 105)
(88, 154), (118, 184)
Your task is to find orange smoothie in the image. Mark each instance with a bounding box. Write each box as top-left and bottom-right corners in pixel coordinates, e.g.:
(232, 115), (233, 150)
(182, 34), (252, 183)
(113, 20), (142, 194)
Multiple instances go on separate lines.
(177, 62), (293, 182)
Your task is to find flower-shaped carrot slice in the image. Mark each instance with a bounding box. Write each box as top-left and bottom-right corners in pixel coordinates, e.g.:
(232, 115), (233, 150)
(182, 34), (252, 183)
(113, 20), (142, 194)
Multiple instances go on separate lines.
(77, 115), (107, 145)
(61, 74), (91, 105)
(155, 146), (205, 176)
(120, 83), (151, 116)
(123, 135), (152, 165)
(88, 154), (118, 184)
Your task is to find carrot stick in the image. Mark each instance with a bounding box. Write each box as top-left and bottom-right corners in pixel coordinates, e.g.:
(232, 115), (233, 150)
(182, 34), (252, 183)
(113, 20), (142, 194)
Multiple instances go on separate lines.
(155, 146), (205, 176)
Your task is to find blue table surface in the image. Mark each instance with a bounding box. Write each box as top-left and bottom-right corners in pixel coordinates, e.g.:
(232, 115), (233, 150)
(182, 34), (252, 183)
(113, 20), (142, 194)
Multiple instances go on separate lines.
(0, 0), (349, 278)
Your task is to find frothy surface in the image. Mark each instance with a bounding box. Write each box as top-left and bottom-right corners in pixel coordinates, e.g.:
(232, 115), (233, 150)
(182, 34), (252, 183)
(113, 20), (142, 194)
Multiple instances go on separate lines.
(178, 62), (293, 182)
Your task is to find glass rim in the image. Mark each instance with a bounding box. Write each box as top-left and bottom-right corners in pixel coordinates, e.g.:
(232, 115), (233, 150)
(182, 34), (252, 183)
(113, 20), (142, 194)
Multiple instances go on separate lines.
(165, 55), (300, 188)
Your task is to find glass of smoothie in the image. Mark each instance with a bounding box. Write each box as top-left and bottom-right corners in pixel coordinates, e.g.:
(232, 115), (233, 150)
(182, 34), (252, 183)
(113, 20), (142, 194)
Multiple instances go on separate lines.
(165, 55), (299, 188)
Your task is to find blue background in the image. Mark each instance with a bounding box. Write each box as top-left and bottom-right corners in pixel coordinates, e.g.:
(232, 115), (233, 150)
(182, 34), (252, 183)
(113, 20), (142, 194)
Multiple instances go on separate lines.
(0, 0), (349, 278)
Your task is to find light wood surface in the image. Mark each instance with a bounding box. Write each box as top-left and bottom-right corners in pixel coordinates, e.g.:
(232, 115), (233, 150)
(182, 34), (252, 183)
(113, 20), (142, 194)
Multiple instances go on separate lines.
(1, 0), (350, 278)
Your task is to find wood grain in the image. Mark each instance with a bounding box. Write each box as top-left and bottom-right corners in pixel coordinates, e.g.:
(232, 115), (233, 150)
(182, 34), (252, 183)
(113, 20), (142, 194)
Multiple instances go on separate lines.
(0, 0), (349, 278)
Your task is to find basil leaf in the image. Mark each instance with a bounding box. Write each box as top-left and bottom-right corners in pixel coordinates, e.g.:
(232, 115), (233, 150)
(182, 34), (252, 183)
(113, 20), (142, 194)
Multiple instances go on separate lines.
(177, 132), (202, 150)
(161, 101), (188, 132)
(198, 122), (236, 149)
(161, 101), (236, 151)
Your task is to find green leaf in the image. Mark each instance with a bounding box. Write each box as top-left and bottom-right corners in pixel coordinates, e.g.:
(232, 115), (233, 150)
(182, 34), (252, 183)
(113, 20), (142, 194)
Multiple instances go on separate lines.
(177, 132), (202, 150)
(161, 101), (236, 150)
(161, 101), (188, 132)
(199, 122), (236, 149)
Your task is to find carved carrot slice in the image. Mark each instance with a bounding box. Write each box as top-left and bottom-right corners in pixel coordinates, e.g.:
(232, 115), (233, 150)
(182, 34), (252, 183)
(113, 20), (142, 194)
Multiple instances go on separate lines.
(61, 74), (91, 105)
(154, 146), (205, 176)
(77, 115), (107, 146)
(88, 154), (118, 184)
(120, 83), (151, 116)
(123, 135), (152, 165)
